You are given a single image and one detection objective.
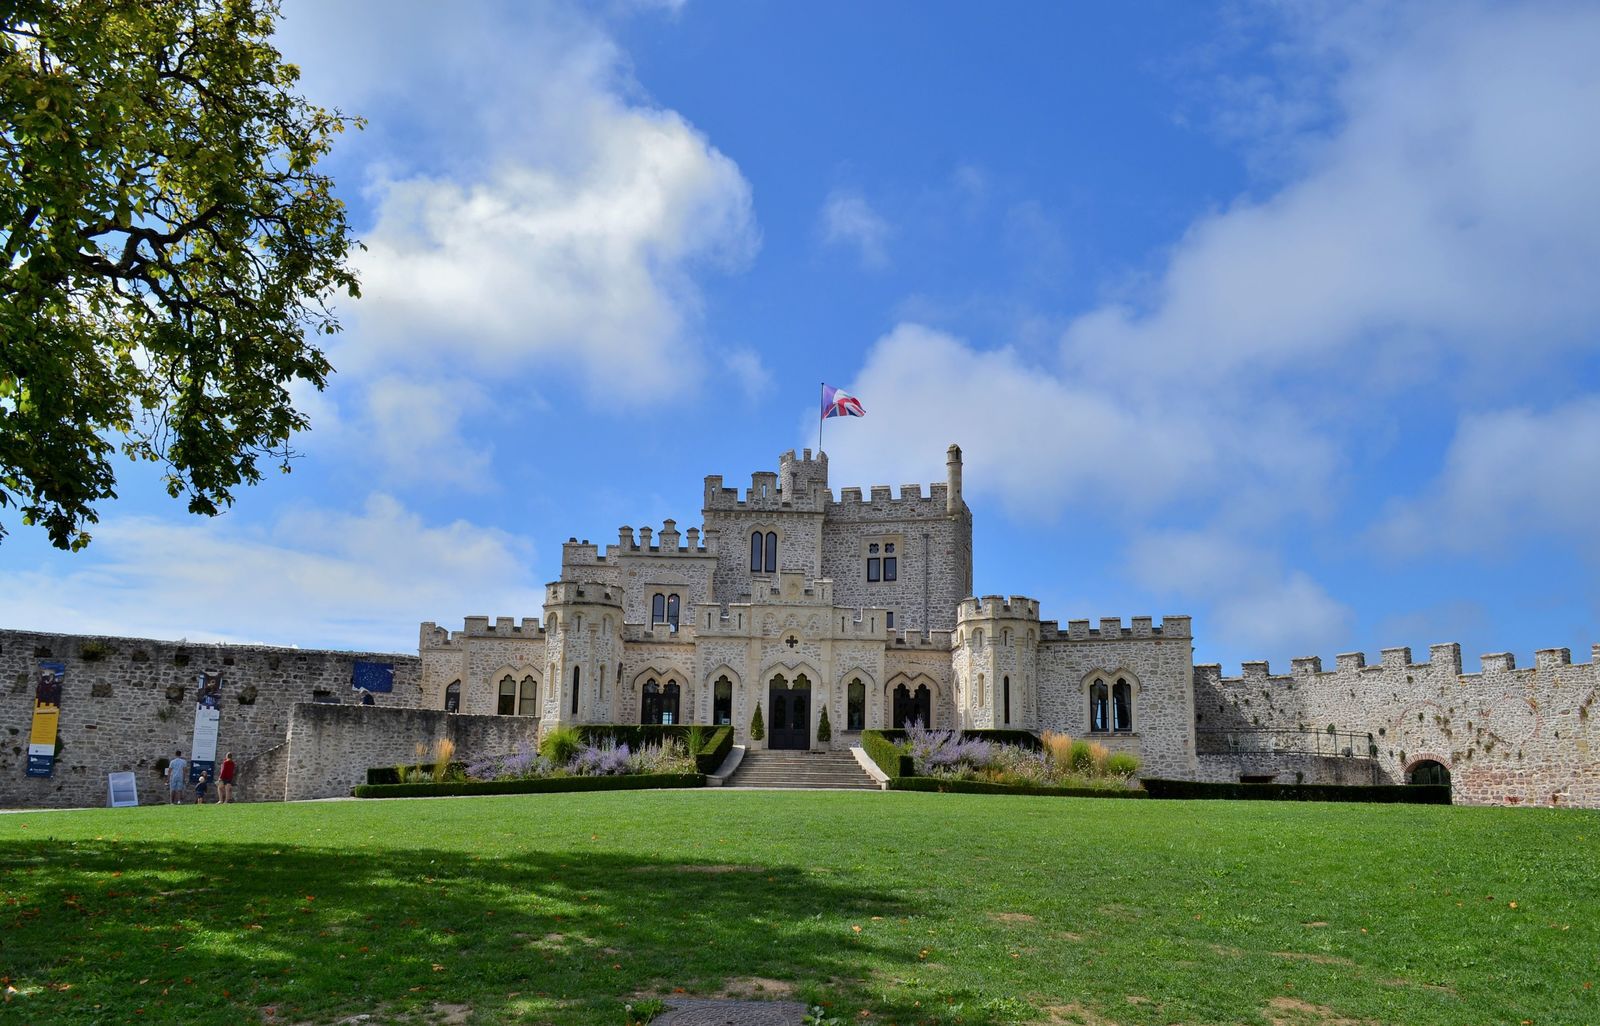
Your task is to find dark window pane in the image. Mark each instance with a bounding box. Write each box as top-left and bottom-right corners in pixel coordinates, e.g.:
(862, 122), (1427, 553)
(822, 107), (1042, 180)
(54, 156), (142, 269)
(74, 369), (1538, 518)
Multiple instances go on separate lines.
(651, 593), (665, 623)
(666, 593), (680, 627)
(883, 557), (897, 581)
(848, 680), (865, 730)
(750, 531), (762, 572)
(886, 611), (894, 628)
(1113, 681), (1132, 731)
(444, 681), (460, 713)
(1004, 676), (1011, 725)
(867, 557), (880, 582)
(764, 531), (777, 572)
(570, 666), (580, 716)
(1090, 681), (1109, 733)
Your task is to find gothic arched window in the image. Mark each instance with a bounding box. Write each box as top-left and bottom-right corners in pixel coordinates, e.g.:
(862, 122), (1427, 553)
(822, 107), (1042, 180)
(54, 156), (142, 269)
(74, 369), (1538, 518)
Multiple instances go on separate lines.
(1003, 675), (1011, 725)
(519, 675), (537, 716)
(498, 675), (516, 716)
(750, 531), (763, 572)
(714, 676), (733, 725)
(1089, 679), (1110, 733)
(652, 593), (666, 624)
(847, 678), (865, 730)
(570, 665), (581, 716)
(1112, 678), (1133, 732)
(666, 593), (680, 629)
(444, 680), (460, 713)
(764, 531), (778, 572)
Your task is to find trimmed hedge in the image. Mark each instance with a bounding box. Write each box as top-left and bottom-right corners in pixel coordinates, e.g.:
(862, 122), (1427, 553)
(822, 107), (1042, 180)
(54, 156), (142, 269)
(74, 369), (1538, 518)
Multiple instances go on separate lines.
(873, 728), (1043, 751)
(1142, 778), (1452, 805)
(355, 772), (705, 799)
(891, 777), (1147, 799)
(859, 729), (913, 779)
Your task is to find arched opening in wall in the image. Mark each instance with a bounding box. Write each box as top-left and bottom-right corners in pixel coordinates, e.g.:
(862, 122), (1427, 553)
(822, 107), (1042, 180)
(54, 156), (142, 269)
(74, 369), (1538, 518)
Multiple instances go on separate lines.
(1408, 759), (1452, 789)
(767, 672), (811, 749)
(497, 675), (516, 716)
(1003, 676), (1011, 725)
(750, 531), (763, 572)
(714, 676), (733, 725)
(848, 678), (865, 730)
(666, 593), (680, 630)
(1112, 678), (1134, 732)
(444, 680), (460, 713)
(642, 679), (661, 725)
(518, 675), (537, 716)
(662, 681), (681, 725)
(570, 666), (581, 716)
(1089, 678), (1109, 733)
(765, 531), (778, 572)
(893, 683), (931, 728)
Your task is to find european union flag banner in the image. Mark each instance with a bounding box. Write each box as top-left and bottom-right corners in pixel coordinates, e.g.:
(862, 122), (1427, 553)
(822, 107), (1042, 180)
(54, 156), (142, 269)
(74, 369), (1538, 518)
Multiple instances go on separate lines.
(352, 660), (395, 694)
(28, 662), (65, 778)
(821, 384), (865, 419)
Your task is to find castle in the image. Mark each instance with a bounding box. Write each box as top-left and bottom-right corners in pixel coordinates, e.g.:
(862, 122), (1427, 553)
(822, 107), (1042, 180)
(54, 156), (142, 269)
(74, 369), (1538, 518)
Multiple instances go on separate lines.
(415, 445), (1600, 806)
(3, 445), (1597, 808)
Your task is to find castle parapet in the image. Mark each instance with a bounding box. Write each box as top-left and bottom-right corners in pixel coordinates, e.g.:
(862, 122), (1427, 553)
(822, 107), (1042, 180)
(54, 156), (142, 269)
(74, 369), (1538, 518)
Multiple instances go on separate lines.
(1380, 646), (1413, 669)
(545, 581), (622, 607)
(1335, 652), (1366, 672)
(1291, 656), (1323, 675)
(1481, 652), (1516, 673)
(1536, 648), (1572, 669)
(1431, 643), (1462, 674)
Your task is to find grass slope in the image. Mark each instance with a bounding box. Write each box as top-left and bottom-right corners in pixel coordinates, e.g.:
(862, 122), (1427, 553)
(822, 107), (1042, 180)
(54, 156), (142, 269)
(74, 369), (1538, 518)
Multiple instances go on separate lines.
(0, 793), (1595, 1025)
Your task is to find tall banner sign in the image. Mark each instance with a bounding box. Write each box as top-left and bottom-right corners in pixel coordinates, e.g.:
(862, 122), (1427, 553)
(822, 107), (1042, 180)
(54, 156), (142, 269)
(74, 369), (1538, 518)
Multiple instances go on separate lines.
(27, 662), (65, 777)
(190, 671), (223, 784)
(352, 661), (395, 695)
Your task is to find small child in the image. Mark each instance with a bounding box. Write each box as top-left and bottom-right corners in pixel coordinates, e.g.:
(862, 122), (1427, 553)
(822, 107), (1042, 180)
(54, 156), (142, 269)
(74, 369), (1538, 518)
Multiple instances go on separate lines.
(194, 771), (210, 804)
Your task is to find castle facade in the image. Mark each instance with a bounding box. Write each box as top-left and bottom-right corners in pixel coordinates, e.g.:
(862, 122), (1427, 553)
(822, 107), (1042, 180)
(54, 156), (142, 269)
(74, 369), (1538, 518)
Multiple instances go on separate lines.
(418, 446), (1600, 804)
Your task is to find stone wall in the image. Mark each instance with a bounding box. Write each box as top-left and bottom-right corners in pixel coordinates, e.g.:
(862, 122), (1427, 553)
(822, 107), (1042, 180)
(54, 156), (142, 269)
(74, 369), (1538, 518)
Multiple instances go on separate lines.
(0, 628), (420, 809)
(1195, 643), (1600, 806)
(1194, 753), (1379, 786)
(1034, 616), (1197, 780)
(282, 704), (540, 801)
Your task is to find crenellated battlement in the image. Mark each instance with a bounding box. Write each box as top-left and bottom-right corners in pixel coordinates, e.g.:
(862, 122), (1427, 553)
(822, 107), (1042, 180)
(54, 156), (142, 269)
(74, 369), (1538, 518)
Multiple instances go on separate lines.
(544, 580), (623, 608)
(599, 521), (718, 560)
(1043, 614), (1192, 641)
(420, 615), (547, 648)
(825, 482), (953, 521)
(957, 595), (1041, 621)
(1202, 640), (1598, 687)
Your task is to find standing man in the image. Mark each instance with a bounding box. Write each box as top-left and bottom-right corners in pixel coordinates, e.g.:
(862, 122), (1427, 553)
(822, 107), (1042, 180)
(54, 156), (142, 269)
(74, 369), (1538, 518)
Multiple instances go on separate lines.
(166, 749), (188, 804)
(218, 752), (236, 803)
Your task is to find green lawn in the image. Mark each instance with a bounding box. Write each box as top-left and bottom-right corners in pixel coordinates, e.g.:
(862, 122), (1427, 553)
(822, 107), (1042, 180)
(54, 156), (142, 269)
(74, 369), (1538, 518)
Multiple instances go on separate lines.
(0, 792), (1595, 1025)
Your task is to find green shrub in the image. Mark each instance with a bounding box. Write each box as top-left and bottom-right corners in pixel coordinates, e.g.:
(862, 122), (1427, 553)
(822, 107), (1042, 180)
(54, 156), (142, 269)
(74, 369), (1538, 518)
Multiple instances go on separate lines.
(1106, 752), (1141, 777)
(1068, 739), (1095, 773)
(697, 725), (734, 774)
(355, 772), (705, 799)
(817, 705), (832, 743)
(750, 701), (765, 741)
(78, 640), (110, 662)
(1140, 778), (1451, 804)
(539, 726), (581, 765)
(859, 729), (912, 778)
(890, 777), (1147, 798)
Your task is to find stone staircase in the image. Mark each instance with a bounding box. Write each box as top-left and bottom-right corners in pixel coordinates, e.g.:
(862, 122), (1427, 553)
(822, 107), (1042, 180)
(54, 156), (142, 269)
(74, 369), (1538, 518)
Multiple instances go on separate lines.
(724, 748), (881, 790)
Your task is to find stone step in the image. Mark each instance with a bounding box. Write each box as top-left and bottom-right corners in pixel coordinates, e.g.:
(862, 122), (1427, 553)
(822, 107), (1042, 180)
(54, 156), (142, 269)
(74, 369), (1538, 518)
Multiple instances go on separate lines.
(725, 749), (879, 790)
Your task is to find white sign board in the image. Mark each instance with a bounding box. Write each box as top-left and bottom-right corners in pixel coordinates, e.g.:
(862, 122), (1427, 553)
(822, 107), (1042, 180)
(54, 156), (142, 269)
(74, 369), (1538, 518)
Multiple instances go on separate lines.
(107, 771), (139, 808)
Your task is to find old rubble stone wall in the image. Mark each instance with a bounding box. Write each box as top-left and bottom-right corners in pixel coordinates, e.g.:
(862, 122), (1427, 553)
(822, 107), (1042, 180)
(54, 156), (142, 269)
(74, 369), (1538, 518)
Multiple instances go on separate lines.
(0, 628), (420, 809)
(1195, 643), (1600, 806)
(282, 704), (540, 801)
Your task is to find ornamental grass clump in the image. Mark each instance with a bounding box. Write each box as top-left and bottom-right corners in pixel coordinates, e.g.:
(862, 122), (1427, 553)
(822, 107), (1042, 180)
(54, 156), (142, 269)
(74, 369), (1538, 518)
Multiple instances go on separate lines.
(909, 726), (1140, 790)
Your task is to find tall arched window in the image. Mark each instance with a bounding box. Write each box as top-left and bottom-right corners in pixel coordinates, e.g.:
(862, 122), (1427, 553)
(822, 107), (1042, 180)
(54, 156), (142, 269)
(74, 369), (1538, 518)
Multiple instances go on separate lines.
(1089, 679), (1110, 733)
(663, 681), (680, 725)
(1112, 678), (1133, 732)
(714, 676), (733, 725)
(444, 680), (460, 713)
(666, 594), (680, 629)
(764, 531), (777, 572)
(498, 675), (516, 716)
(652, 593), (666, 624)
(847, 678), (865, 730)
(570, 665), (581, 716)
(750, 531), (763, 572)
(641, 679), (661, 724)
(519, 675), (537, 716)
(1003, 676), (1011, 725)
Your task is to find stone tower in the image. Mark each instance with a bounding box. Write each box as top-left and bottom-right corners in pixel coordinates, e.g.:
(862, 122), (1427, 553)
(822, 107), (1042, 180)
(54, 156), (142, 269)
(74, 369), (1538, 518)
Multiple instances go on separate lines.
(541, 581), (624, 726)
(953, 595), (1040, 730)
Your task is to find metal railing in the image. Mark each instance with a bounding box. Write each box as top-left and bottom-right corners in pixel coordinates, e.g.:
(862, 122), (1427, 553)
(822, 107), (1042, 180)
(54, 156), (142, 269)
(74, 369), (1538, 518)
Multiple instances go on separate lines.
(1195, 727), (1377, 759)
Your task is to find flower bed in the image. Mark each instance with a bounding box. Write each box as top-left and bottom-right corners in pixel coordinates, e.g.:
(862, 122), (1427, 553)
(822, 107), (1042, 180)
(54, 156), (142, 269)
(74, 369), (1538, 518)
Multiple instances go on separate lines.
(862, 723), (1142, 793)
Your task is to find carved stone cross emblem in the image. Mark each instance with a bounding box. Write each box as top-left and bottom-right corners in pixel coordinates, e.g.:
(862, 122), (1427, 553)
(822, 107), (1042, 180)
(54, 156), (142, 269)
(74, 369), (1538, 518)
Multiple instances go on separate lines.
(785, 635), (799, 649)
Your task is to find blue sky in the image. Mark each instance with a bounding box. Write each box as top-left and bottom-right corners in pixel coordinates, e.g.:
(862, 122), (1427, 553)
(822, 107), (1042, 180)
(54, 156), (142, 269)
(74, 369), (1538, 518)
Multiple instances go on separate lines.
(5, 1), (1600, 674)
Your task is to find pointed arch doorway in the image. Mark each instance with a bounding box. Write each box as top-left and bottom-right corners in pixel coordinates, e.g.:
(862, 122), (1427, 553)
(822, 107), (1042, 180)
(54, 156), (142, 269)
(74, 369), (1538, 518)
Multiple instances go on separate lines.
(768, 672), (811, 750)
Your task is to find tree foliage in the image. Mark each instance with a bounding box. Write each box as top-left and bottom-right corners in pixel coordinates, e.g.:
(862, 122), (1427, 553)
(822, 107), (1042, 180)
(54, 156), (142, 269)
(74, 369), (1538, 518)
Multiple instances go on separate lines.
(0, 0), (359, 549)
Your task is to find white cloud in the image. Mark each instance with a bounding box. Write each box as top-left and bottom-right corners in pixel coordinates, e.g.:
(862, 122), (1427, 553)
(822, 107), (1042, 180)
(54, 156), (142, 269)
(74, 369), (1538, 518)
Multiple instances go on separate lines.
(0, 496), (543, 652)
(821, 188), (891, 269)
(723, 347), (773, 402)
(359, 377), (493, 490)
(1376, 397), (1600, 557)
(1126, 529), (1354, 659)
(813, 323), (1337, 521)
(1062, 4), (1600, 390)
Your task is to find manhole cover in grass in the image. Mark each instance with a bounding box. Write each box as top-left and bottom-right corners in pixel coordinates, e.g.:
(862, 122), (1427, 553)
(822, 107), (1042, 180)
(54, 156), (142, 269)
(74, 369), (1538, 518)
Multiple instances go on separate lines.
(652, 998), (808, 1025)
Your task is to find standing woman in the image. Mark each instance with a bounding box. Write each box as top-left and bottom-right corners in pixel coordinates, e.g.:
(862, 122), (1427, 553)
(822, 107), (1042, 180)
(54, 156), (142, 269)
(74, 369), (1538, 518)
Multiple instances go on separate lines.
(219, 752), (237, 803)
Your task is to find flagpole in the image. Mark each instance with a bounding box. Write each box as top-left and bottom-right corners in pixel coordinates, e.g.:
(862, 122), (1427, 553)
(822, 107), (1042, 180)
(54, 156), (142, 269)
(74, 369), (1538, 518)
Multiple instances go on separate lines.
(817, 381), (824, 455)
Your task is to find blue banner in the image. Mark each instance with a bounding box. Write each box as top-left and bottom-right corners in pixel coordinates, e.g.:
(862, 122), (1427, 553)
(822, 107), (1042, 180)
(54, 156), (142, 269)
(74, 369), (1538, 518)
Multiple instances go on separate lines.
(352, 660), (394, 694)
(27, 662), (65, 778)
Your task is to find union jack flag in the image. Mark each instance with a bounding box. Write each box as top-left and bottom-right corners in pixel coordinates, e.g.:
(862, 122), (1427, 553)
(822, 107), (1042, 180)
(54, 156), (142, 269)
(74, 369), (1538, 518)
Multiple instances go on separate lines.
(821, 384), (865, 419)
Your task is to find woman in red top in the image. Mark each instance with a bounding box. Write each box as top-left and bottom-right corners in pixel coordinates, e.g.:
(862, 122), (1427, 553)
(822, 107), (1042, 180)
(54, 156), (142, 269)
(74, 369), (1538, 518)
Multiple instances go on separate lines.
(218, 752), (236, 803)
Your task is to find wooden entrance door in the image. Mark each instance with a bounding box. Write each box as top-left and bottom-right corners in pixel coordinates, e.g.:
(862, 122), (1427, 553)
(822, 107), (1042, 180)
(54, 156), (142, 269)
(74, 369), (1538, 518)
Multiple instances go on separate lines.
(768, 685), (810, 750)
